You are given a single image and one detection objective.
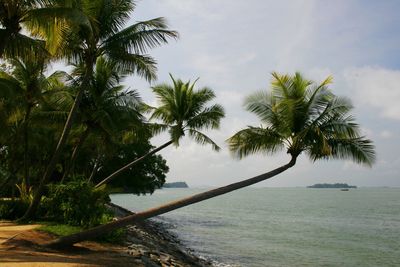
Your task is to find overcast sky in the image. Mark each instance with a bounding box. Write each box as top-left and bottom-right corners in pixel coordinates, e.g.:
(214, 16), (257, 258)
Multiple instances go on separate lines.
(123, 0), (400, 187)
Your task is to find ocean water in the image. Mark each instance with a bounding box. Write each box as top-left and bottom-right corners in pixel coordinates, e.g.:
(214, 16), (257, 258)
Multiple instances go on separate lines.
(111, 188), (400, 267)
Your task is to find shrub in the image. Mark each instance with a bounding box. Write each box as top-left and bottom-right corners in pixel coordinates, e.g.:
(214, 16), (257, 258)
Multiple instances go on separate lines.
(0, 199), (29, 220)
(43, 180), (111, 227)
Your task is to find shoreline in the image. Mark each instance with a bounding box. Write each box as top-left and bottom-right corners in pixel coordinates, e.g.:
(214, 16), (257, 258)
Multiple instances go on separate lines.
(107, 202), (214, 267)
(0, 204), (215, 266)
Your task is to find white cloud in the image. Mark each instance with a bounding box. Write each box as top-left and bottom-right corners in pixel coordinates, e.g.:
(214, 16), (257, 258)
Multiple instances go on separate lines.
(129, 0), (400, 187)
(380, 130), (394, 139)
(344, 67), (400, 120)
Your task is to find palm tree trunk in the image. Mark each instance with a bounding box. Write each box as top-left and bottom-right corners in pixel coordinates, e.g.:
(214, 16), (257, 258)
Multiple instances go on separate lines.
(46, 156), (297, 248)
(60, 128), (90, 183)
(88, 155), (101, 183)
(19, 86), (85, 221)
(94, 140), (173, 188)
(0, 37), (7, 58)
(23, 105), (32, 186)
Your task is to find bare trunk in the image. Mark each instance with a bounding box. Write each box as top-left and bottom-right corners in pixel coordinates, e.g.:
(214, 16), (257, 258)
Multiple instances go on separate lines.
(60, 128), (90, 183)
(19, 87), (85, 221)
(23, 105), (32, 186)
(46, 156), (297, 248)
(94, 140), (173, 188)
(88, 159), (99, 182)
(0, 37), (7, 58)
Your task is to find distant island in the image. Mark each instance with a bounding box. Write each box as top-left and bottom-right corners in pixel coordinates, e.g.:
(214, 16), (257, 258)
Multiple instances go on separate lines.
(307, 183), (357, 189)
(163, 182), (189, 188)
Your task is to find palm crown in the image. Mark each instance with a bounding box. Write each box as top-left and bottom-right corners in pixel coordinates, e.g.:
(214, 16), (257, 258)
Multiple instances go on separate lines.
(228, 72), (375, 165)
(149, 75), (225, 150)
(57, 0), (178, 81)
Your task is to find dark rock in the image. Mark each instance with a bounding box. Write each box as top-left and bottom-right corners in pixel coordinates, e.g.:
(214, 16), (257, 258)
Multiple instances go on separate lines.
(109, 202), (214, 267)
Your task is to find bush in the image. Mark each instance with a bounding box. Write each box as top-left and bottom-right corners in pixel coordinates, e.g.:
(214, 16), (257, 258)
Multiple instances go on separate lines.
(43, 180), (111, 227)
(0, 199), (29, 220)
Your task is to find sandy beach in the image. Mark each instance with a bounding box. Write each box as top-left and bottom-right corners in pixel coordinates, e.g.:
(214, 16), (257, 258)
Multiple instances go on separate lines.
(0, 204), (212, 267)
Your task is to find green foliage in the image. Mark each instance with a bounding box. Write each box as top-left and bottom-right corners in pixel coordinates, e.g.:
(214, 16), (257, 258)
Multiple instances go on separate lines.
(93, 141), (169, 194)
(0, 199), (29, 220)
(38, 222), (125, 244)
(228, 72), (375, 166)
(43, 180), (111, 227)
(38, 223), (83, 237)
(15, 181), (34, 203)
(148, 74), (225, 149)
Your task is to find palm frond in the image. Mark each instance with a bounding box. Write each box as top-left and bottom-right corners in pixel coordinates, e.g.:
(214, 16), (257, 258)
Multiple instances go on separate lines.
(186, 104), (225, 130)
(227, 126), (284, 159)
(107, 51), (157, 81)
(188, 129), (220, 151)
(104, 17), (178, 54)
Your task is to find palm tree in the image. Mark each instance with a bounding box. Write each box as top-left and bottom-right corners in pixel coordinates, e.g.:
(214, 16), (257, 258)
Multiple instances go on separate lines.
(0, 57), (64, 186)
(0, 0), (79, 59)
(61, 57), (145, 182)
(0, 0), (43, 58)
(21, 0), (178, 220)
(45, 72), (375, 248)
(94, 74), (225, 188)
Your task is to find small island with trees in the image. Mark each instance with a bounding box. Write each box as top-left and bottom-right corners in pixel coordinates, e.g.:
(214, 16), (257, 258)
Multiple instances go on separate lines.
(163, 182), (189, 188)
(307, 183), (357, 189)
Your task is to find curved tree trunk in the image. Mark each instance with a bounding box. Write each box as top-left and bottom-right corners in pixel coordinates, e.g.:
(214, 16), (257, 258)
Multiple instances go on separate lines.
(94, 140), (173, 188)
(19, 86), (85, 221)
(46, 156), (297, 248)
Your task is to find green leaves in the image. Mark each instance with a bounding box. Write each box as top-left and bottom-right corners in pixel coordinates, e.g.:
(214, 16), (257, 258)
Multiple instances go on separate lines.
(149, 75), (225, 149)
(228, 127), (284, 158)
(229, 72), (375, 166)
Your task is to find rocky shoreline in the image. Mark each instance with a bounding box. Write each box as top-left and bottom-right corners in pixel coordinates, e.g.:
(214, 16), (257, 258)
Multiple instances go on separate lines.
(107, 202), (214, 267)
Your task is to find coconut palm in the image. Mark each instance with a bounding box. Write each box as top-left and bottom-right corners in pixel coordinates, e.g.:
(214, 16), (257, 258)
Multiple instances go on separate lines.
(0, 0), (79, 59)
(0, 0), (43, 58)
(21, 0), (178, 220)
(45, 72), (375, 248)
(0, 57), (66, 186)
(94, 74), (225, 188)
(61, 57), (145, 182)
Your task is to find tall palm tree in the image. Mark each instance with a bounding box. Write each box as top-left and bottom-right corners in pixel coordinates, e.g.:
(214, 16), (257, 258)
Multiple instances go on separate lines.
(61, 57), (145, 182)
(21, 0), (178, 220)
(0, 57), (63, 186)
(95, 74), (225, 188)
(45, 72), (375, 248)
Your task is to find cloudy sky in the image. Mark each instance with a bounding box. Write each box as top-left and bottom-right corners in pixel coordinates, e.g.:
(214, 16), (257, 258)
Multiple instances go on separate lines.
(123, 0), (400, 187)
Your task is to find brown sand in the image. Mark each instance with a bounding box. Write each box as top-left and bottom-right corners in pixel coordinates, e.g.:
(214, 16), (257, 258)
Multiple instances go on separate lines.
(0, 221), (143, 267)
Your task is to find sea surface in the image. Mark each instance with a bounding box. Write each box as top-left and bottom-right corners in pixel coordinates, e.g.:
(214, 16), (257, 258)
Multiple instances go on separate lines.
(111, 188), (400, 267)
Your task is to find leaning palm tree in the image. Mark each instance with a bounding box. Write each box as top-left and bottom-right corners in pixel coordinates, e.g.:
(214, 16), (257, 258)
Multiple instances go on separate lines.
(21, 0), (178, 220)
(95, 74), (225, 188)
(46, 72), (375, 248)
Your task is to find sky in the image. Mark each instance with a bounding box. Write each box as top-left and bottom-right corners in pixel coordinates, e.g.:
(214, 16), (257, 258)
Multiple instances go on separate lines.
(121, 0), (400, 187)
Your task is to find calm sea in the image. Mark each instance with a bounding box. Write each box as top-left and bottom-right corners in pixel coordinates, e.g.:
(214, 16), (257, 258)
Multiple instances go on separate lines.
(111, 188), (400, 267)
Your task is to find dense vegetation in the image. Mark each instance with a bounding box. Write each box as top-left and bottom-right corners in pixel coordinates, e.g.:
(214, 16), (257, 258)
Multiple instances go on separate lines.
(0, 0), (226, 228)
(0, 0), (179, 224)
